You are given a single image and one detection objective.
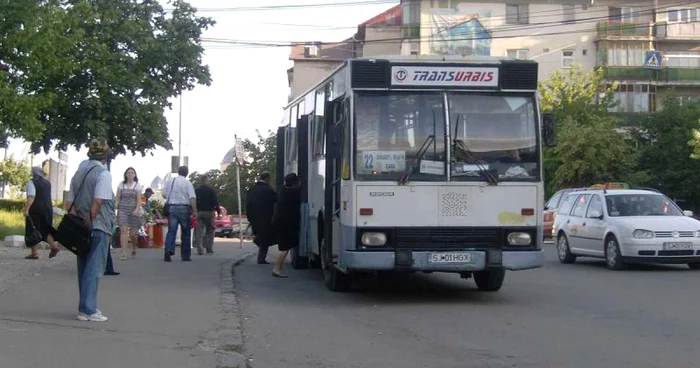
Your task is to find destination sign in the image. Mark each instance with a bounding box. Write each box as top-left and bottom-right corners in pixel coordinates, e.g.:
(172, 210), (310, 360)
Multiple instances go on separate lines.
(391, 66), (499, 87)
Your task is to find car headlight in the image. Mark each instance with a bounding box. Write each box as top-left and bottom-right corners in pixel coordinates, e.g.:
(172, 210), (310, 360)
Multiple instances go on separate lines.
(507, 232), (532, 246)
(633, 229), (654, 239)
(361, 232), (387, 247)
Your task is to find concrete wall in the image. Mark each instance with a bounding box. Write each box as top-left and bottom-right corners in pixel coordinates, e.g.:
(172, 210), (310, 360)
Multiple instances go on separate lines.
(289, 60), (343, 101)
(362, 27), (403, 56)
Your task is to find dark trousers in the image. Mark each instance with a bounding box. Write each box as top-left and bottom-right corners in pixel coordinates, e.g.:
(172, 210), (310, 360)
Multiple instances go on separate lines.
(105, 251), (116, 273)
(257, 245), (269, 264)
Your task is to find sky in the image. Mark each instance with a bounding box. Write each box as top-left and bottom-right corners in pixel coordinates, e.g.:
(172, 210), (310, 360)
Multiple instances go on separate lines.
(4, 0), (398, 192)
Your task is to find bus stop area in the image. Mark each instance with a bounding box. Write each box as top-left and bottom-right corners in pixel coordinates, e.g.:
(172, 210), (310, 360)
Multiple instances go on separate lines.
(0, 239), (256, 368)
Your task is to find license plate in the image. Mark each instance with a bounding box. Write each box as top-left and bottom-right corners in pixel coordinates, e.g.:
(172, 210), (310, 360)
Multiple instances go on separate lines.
(662, 242), (693, 250)
(428, 252), (472, 264)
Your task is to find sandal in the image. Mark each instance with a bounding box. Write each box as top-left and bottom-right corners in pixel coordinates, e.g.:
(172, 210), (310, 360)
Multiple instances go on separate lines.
(25, 254), (39, 260)
(49, 247), (60, 259)
(120, 253), (128, 261)
(131, 250), (137, 259)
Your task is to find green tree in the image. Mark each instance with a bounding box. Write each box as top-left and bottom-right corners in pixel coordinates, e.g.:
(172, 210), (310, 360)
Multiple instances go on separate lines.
(1, 0), (215, 156)
(638, 96), (700, 209)
(539, 65), (632, 194)
(0, 156), (31, 191)
(189, 169), (222, 189)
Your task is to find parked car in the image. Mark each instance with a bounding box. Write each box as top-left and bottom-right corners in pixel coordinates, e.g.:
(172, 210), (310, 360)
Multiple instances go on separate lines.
(214, 207), (234, 238)
(543, 188), (583, 241)
(553, 188), (700, 270)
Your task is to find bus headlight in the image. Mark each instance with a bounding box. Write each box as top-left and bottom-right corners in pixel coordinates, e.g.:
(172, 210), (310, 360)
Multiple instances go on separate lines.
(361, 232), (387, 247)
(507, 232), (532, 246)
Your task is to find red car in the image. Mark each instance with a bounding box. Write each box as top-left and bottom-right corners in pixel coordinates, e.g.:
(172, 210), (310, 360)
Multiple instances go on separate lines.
(543, 188), (580, 241)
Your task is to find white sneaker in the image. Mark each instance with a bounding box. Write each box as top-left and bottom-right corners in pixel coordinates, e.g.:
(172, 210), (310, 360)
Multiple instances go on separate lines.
(77, 311), (108, 322)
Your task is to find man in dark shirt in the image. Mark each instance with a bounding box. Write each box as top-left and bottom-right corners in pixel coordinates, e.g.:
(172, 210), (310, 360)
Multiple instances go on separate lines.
(246, 171), (277, 264)
(194, 176), (221, 255)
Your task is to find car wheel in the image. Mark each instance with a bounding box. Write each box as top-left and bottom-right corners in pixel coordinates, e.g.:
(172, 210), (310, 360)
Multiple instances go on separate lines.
(557, 233), (576, 264)
(321, 238), (351, 292)
(473, 269), (506, 292)
(688, 263), (700, 270)
(605, 236), (626, 271)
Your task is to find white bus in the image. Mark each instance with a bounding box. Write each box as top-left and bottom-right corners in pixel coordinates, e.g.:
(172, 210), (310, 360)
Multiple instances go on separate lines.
(277, 55), (557, 292)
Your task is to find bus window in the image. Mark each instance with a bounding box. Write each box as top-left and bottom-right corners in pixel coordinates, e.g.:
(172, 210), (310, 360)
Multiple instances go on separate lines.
(313, 88), (326, 157)
(354, 92), (446, 180)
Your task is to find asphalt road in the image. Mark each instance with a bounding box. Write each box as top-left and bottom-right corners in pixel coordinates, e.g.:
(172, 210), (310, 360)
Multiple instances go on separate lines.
(236, 246), (699, 368)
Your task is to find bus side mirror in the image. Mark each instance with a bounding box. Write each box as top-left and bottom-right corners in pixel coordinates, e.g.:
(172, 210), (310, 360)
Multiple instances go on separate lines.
(542, 113), (557, 147)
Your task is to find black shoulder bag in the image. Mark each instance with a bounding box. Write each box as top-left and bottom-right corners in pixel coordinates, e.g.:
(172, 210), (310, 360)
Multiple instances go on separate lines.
(162, 178), (176, 217)
(55, 166), (98, 257)
(25, 216), (44, 247)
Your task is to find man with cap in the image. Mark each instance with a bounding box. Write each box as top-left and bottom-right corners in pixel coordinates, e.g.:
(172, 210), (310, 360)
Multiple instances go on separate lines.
(64, 138), (115, 322)
(246, 171), (277, 264)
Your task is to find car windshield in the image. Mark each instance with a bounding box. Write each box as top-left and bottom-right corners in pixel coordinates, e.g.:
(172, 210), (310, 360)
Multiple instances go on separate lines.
(354, 92), (447, 181)
(448, 93), (539, 181)
(605, 194), (683, 217)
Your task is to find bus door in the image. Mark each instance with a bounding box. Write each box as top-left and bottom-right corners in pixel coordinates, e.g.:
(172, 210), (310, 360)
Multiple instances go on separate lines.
(323, 97), (347, 266)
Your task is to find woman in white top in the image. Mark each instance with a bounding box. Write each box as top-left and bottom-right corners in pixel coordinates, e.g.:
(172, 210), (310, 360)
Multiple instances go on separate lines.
(116, 167), (142, 260)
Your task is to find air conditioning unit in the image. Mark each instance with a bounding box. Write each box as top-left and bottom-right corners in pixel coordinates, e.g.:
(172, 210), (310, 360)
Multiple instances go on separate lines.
(304, 45), (319, 58)
(401, 41), (419, 55)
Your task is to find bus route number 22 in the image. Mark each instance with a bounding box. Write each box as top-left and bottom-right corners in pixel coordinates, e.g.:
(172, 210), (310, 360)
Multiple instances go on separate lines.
(363, 152), (405, 171)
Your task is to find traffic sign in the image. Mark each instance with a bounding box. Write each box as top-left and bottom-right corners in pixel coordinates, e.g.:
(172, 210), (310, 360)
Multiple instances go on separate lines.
(644, 51), (662, 69)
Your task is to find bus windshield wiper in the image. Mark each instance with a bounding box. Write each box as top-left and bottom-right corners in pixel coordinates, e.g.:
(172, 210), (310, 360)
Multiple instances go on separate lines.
(399, 134), (435, 185)
(452, 115), (498, 186)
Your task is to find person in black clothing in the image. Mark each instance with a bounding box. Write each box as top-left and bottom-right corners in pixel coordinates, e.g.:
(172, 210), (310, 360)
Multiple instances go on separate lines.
(271, 173), (301, 278)
(23, 167), (61, 259)
(246, 171), (277, 264)
(194, 176), (221, 255)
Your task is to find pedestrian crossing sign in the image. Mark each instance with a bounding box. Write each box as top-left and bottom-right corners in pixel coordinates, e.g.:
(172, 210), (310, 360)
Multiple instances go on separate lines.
(644, 51), (662, 69)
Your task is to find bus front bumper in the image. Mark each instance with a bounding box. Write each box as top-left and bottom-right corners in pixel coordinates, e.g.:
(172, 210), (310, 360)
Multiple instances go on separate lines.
(340, 249), (544, 272)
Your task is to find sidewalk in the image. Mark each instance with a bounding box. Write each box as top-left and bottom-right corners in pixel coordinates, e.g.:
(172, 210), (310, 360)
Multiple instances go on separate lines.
(0, 239), (256, 368)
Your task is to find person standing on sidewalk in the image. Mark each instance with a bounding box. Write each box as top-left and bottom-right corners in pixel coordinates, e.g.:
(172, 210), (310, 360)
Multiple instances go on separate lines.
(116, 167), (142, 260)
(163, 166), (197, 262)
(65, 138), (115, 322)
(23, 166), (61, 260)
(246, 171), (276, 264)
(194, 176), (220, 255)
(271, 173), (302, 278)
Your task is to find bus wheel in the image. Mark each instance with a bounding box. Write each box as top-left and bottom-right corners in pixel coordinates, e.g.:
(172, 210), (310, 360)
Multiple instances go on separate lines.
(321, 238), (351, 292)
(290, 247), (309, 270)
(473, 269), (506, 292)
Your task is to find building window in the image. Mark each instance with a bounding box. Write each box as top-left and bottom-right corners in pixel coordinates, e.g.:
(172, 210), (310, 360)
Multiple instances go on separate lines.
(665, 52), (700, 68)
(562, 5), (576, 23)
(668, 8), (699, 22)
(605, 44), (647, 67)
(506, 49), (529, 59)
(610, 84), (654, 113)
(506, 4), (529, 25)
(679, 96), (700, 106)
(562, 50), (574, 68)
(610, 7), (642, 22)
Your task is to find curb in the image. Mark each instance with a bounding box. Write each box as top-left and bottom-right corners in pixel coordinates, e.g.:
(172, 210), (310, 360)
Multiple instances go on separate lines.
(214, 252), (255, 368)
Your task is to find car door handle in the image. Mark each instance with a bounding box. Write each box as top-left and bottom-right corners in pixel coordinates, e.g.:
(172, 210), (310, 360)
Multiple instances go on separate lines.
(566, 220), (570, 224)
(582, 222), (586, 226)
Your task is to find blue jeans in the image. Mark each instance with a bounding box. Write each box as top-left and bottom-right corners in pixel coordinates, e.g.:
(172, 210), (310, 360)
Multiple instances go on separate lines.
(165, 205), (192, 259)
(77, 230), (109, 315)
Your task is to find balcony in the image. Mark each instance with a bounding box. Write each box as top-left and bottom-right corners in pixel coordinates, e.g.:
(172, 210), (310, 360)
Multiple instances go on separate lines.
(596, 21), (653, 40)
(602, 66), (700, 84)
(655, 21), (700, 40)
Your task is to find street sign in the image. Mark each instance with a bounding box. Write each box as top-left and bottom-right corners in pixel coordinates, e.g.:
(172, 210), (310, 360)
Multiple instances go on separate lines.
(234, 137), (244, 166)
(644, 51), (662, 70)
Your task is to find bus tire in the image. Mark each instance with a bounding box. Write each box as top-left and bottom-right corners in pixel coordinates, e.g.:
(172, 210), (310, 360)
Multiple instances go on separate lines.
(321, 238), (351, 292)
(473, 269), (506, 292)
(290, 247), (309, 270)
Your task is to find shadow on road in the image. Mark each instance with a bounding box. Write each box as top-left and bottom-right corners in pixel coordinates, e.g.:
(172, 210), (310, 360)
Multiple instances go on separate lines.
(564, 258), (692, 272)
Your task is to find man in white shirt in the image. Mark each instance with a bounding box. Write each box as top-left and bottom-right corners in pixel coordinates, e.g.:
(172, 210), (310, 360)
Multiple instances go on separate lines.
(163, 166), (197, 262)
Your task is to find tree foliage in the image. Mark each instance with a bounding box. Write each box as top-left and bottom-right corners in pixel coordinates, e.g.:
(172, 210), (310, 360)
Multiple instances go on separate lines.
(189, 130), (277, 214)
(539, 65), (633, 194)
(0, 156), (31, 190)
(0, 0), (214, 156)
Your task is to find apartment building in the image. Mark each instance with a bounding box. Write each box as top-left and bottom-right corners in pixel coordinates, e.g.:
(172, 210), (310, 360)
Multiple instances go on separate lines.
(400, 0), (700, 112)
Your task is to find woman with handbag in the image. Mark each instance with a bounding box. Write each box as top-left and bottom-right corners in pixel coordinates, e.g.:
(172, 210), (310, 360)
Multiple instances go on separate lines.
(116, 167), (143, 260)
(23, 166), (61, 259)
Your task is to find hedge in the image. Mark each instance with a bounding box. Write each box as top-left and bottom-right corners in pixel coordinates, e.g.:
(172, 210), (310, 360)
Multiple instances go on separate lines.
(0, 199), (25, 212)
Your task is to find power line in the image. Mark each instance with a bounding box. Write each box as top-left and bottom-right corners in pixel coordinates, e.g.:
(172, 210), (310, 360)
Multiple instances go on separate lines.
(164, 0), (398, 12)
(199, 1), (697, 48)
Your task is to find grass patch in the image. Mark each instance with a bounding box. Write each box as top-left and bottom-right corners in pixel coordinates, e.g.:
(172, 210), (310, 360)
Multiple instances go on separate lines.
(0, 210), (24, 239)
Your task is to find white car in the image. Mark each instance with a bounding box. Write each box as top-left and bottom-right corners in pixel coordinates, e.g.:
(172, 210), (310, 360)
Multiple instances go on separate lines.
(553, 189), (700, 270)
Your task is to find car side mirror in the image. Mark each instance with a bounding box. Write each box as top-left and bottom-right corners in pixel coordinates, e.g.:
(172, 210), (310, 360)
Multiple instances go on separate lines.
(542, 113), (557, 147)
(683, 210), (694, 217)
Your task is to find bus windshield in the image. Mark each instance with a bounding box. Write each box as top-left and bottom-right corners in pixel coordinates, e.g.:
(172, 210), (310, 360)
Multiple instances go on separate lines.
(449, 93), (539, 181)
(355, 92), (447, 181)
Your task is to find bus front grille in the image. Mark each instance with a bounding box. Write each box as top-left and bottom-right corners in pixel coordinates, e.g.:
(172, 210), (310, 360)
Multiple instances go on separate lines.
(394, 227), (501, 249)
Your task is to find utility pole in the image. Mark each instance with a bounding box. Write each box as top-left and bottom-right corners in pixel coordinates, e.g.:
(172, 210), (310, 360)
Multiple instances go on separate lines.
(235, 135), (244, 249)
(178, 94), (183, 165)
